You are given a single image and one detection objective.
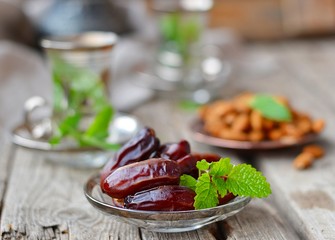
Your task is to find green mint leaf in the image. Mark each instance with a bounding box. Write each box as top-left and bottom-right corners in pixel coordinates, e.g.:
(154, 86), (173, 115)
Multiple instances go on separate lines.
(209, 158), (233, 177)
(160, 13), (179, 41)
(85, 105), (113, 140)
(80, 135), (120, 151)
(52, 70), (67, 112)
(184, 158), (272, 210)
(196, 159), (210, 171)
(226, 164), (272, 198)
(212, 176), (227, 198)
(49, 135), (61, 146)
(178, 100), (201, 111)
(57, 113), (81, 136)
(49, 113), (81, 146)
(194, 172), (218, 210)
(180, 174), (197, 191)
(90, 82), (110, 112)
(250, 94), (292, 122)
(178, 18), (201, 44)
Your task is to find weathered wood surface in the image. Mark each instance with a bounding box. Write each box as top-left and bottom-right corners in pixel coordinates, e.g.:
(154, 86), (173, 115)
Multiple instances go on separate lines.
(1, 39), (335, 240)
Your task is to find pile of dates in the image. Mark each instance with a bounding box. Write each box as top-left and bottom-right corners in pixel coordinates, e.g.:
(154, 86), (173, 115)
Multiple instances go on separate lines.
(100, 127), (232, 211)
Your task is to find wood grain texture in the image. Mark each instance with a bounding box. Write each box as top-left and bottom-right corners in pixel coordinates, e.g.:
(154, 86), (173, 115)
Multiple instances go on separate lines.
(0, 147), (142, 240)
(226, 41), (335, 240)
(224, 198), (298, 240)
(0, 132), (13, 224)
(1, 39), (335, 239)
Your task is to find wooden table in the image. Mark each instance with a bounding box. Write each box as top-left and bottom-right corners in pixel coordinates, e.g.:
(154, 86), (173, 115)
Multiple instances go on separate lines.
(0, 38), (334, 240)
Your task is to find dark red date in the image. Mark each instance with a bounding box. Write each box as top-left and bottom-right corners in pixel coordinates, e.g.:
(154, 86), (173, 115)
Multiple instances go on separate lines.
(176, 154), (197, 174)
(219, 192), (236, 205)
(191, 152), (221, 163)
(124, 185), (196, 211)
(100, 127), (160, 183)
(159, 140), (191, 160)
(102, 158), (181, 199)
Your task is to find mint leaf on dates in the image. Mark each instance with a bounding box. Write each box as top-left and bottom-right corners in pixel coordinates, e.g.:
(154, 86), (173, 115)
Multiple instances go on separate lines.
(180, 174), (197, 191)
(194, 172), (218, 209)
(196, 159), (210, 171)
(209, 157), (233, 177)
(226, 164), (272, 198)
(181, 158), (272, 210)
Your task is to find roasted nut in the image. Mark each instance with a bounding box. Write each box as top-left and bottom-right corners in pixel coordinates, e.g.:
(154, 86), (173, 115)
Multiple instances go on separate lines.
(248, 131), (264, 141)
(231, 113), (249, 132)
(296, 118), (312, 134)
(312, 119), (325, 133)
(293, 152), (314, 170)
(199, 93), (325, 143)
(303, 144), (324, 159)
(224, 112), (237, 126)
(262, 119), (275, 131)
(267, 129), (283, 141)
(250, 110), (263, 131)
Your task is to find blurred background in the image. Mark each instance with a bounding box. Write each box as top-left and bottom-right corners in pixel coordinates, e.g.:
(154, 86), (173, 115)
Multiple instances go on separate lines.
(1, 0), (335, 48)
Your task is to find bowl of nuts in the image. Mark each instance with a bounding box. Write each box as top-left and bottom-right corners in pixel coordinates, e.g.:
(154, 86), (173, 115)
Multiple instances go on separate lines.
(191, 93), (325, 150)
(84, 127), (271, 232)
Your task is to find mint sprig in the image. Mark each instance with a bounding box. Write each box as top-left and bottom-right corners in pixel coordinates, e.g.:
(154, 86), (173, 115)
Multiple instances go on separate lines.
(48, 55), (119, 151)
(250, 94), (292, 122)
(180, 158), (272, 210)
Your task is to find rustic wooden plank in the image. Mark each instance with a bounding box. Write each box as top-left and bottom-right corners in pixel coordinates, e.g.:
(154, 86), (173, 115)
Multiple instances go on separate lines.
(1, 36), (334, 239)
(0, 133), (14, 223)
(0, 146), (142, 240)
(224, 198), (298, 240)
(229, 41), (335, 240)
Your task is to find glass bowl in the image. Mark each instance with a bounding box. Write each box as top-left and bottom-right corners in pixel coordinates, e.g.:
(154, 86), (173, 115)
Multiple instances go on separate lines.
(84, 174), (251, 233)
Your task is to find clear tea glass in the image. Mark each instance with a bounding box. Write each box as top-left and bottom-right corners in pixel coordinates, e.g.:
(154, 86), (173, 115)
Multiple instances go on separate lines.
(152, 0), (217, 100)
(41, 31), (118, 120)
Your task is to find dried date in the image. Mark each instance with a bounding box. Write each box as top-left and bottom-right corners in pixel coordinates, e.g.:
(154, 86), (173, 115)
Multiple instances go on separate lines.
(124, 185), (196, 211)
(100, 127), (160, 183)
(191, 152), (221, 163)
(102, 158), (181, 198)
(176, 154), (198, 175)
(219, 192), (236, 205)
(159, 140), (191, 160)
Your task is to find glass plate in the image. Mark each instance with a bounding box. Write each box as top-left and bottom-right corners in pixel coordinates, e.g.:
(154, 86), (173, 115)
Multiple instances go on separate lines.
(12, 113), (142, 168)
(84, 174), (251, 233)
(190, 118), (318, 150)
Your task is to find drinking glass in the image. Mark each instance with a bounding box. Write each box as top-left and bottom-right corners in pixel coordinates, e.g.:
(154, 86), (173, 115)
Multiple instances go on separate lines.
(149, 0), (228, 103)
(41, 31), (118, 120)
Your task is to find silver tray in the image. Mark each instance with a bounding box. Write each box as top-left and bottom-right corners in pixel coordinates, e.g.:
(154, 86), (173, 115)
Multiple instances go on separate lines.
(12, 97), (141, 168)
